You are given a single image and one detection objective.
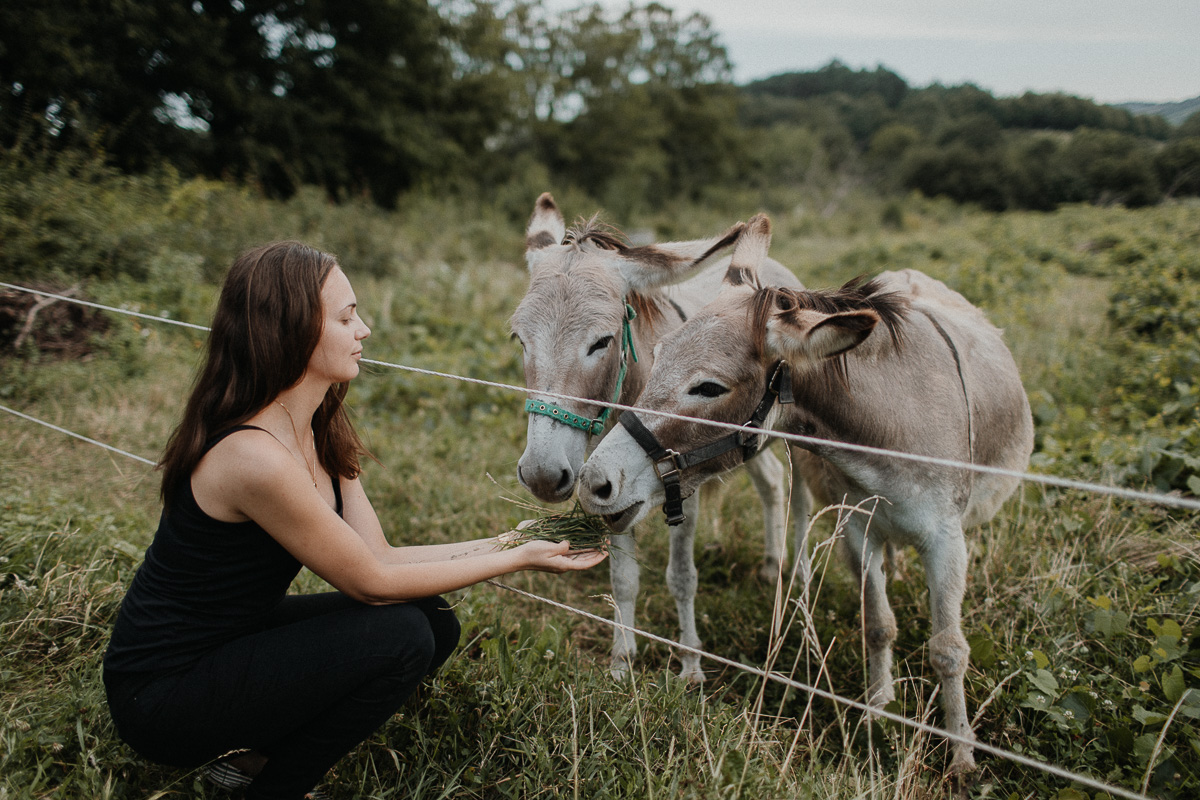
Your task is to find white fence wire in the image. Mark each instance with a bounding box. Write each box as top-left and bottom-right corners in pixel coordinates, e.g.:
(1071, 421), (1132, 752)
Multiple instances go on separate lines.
(4, 279), (1193, 799)
(5, 280), (1197, 513)
(1, 399), (1165, 800)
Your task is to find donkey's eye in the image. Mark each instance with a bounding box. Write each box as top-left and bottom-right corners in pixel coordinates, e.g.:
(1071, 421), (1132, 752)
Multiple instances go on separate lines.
(688, 381), (728, 398)
(587, 335), (614, 356)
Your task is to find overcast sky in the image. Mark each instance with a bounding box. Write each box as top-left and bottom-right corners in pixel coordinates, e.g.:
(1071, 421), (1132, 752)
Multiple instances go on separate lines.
(558, 0), (1200, 104)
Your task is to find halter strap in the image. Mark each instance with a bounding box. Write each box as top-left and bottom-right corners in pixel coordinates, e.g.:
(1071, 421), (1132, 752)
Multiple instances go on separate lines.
(620, 361), (794, 526)
(525, 303), (638, 437)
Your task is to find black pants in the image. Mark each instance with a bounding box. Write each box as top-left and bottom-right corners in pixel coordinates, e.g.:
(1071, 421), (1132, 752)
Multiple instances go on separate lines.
(104, 593), (460, 799)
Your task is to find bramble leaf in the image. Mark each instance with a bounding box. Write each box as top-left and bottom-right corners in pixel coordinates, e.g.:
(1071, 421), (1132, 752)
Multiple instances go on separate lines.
(1133, 705), (1168, 726)
(1030, 669), (1059, 697)
(1162, 666), (1186, 704)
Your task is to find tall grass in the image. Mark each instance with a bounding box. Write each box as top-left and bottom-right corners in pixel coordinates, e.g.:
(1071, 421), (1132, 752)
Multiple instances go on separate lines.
(1, 172), (1197, 798)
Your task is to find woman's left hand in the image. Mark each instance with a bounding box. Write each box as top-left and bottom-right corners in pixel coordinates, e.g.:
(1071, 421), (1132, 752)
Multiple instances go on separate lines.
(513, 539), (608, 573)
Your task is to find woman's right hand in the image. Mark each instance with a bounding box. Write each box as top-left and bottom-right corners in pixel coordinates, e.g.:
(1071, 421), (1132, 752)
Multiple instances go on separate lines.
(514, 539), (608, 573)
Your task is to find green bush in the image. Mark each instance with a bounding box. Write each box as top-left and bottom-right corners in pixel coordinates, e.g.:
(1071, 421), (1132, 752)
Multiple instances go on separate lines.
(0, 151), (172, 283)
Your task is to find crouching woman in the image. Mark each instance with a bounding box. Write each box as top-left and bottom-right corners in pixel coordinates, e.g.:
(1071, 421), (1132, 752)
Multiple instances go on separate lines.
(102, 241), (607, 799)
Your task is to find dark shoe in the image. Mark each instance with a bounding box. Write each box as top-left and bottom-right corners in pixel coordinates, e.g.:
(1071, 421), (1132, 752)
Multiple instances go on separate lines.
(201, 759), (254, 791)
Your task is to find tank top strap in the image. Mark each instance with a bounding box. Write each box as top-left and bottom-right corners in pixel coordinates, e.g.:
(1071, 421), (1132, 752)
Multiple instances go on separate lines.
(205, 424), (266, 453)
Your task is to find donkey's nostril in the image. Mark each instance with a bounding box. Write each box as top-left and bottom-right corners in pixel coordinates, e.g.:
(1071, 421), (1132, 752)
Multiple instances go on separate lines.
(556, 469), (574, 494)
(592, 479), (613, 501)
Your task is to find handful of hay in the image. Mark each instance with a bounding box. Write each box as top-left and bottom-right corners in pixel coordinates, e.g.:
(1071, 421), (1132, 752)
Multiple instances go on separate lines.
(497, 502), (610, 551)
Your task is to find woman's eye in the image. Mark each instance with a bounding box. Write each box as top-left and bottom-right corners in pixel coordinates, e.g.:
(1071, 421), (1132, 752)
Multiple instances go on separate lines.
(587, 335), (614, 356)
(688, 381), (727, 398)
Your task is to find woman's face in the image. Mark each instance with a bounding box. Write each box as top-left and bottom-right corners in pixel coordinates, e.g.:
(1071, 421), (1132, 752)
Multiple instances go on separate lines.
(309, 266), (370, 384)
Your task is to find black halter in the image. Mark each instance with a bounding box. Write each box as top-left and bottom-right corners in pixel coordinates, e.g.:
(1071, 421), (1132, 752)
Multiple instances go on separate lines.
(619, 361), (795, 526)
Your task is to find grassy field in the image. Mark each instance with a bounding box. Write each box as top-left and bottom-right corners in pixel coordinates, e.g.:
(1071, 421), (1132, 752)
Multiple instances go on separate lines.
(1, 180), (1198, 799)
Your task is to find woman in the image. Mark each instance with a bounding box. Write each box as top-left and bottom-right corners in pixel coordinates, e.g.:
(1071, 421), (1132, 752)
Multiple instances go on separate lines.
(103, 241), (607, 799)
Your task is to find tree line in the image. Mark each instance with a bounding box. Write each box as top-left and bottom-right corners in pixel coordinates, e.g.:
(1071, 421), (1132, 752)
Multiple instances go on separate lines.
(3, 0), (1198, 212)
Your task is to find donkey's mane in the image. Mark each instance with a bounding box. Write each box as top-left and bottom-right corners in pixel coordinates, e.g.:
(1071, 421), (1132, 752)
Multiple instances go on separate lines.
(750, 276), (910, 378)
(560, 215), (666, 329)
(564, 215), (628, 251)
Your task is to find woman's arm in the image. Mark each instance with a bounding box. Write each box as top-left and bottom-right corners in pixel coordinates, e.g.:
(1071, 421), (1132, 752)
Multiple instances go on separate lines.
(203, 433), (606, 604)
(338, 475), (506, 564)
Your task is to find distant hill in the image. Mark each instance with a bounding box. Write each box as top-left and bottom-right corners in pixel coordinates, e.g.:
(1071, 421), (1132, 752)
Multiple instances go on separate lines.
(1116, 97), (1200, 126)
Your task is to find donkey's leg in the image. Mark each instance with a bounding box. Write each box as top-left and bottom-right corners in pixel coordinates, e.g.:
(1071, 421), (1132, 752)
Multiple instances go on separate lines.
(609, 530), (639, 680)
(917, 526), (976, 774)
(786, 444), (815, 596)
(838, 521), (897, 707)
(742, 446), (788, 583)
(667, 491), (705, 682)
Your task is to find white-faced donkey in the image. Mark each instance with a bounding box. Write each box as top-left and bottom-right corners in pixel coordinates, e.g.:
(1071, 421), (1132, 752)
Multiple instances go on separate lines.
(576, 213), (1034, 773)
(511, 194), (813, 682)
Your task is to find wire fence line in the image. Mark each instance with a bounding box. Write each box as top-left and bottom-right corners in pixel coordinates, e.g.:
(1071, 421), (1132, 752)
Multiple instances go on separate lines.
(0, 403), (157, 466)
(0, 401), (1158, 800)
(4, 280), (1198, 512)
(0, 281), (1185, 798)
(0, 282), (211, 332)
(487, 580), (1159, 800)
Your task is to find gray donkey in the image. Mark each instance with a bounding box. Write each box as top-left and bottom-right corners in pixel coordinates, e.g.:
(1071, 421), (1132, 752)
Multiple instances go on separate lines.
(512, 195), (812, 682)
(577, 213), (1034, 772)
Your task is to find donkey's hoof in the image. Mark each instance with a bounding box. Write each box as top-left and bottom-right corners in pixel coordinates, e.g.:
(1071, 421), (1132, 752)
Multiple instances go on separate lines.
(867, 684), (896, 709)
(610, 656), (633, 683)
(678, 662), (706, 684)
(947, 747), (977, 776)
(757, 558), (782, 584)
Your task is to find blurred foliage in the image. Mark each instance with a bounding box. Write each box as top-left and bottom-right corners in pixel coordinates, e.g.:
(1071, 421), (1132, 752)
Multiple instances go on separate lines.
(3, 2), (1197, 213)
(2, 163), (1199, 798)
(3, 9), (1200, 797)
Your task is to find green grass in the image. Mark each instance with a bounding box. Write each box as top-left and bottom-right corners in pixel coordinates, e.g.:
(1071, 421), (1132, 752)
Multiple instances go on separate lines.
(2, 185), (1198, 798)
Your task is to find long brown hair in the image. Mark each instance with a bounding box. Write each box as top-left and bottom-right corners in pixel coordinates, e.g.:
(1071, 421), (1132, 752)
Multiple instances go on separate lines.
(159, 241), (369, 503)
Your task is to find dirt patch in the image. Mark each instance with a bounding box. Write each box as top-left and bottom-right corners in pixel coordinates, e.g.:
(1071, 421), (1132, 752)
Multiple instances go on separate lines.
(0, 285), (109, 358)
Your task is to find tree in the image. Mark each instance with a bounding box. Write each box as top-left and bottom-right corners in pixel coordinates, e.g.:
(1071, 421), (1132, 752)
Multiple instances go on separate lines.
(900, 142), (1011, 211)
(1, 0), (515, 204)
(498, 1), (739, 206)
(744, 60), (909, 108)
(1063, 129), (1161, 207)
(1174, 110), (1200, 140)
(1154, 137), (1200, 197)
(0, 0), (208, 168)
(1005, 135), (1086, 210)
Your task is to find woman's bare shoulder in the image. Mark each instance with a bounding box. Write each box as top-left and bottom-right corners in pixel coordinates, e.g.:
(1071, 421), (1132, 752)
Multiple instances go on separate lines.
(205, 426), (290, 471)
(192, 427), (297, 519)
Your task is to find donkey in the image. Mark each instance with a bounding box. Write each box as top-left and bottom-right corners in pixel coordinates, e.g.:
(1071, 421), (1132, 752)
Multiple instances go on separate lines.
(576, 214), (1034, 772)
(511, 194), (812, 682)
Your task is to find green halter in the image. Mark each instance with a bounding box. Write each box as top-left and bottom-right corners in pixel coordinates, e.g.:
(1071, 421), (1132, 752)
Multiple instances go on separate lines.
(525, 303), (638, 437)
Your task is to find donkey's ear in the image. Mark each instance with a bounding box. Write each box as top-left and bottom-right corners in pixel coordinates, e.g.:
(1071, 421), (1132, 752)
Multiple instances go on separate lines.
(614, 221), (745, 291)
(525, 193), (565, 257)
(767, 307), (879, 365)
(724, 213), (771, 287)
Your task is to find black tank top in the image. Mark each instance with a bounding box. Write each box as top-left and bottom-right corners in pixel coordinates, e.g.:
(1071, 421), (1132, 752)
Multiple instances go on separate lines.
(104, 425), (343, 674)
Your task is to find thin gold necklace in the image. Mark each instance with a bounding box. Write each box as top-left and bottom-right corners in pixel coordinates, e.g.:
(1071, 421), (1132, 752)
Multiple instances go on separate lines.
(275, 399), (318, 487)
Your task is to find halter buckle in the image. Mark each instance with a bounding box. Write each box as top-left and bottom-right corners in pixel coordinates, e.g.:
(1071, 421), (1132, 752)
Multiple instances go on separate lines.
(653, 452), (682, 482)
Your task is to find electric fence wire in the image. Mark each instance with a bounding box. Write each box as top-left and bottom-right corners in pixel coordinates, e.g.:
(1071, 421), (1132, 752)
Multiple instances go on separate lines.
(5, 281), (1194, 512)
(2, 281), (1189, 798)
(0, 400), (1159, 800)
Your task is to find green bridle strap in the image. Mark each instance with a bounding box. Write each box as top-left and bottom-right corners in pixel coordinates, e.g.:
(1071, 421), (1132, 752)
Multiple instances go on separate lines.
(523, 399), (608, 436)
(525, 303), (639, 437)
